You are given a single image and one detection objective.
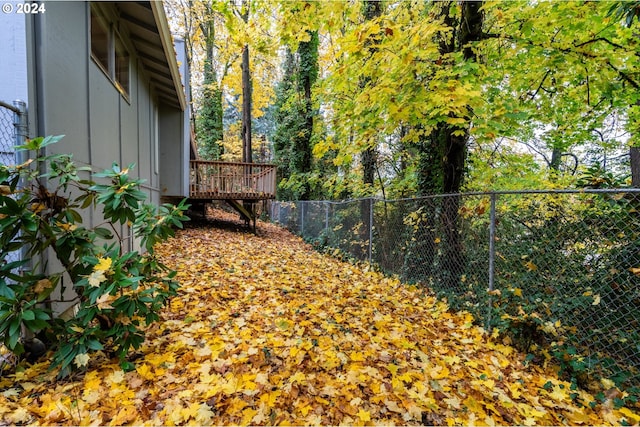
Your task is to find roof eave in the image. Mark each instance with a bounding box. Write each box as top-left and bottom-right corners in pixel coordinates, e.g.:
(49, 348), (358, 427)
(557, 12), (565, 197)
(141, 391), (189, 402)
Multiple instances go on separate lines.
(149, 1), (186, 111)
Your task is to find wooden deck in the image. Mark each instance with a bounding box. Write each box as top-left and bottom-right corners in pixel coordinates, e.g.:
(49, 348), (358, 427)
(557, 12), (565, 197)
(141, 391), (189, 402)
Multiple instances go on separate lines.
(189, 160), (277, 200)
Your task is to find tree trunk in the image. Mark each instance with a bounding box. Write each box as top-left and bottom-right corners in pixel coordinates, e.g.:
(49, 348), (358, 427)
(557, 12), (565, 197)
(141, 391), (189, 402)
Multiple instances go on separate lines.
(361, 0), (382, 193)
(412, 1), (483, 290)
(241, 44), (252, 164)
(294, 30), (318, 200)
(632, 147), (640, 187)
(197, 5), (223, 159)
(359, 0), (383, 256)
(240, 0), (252, 164)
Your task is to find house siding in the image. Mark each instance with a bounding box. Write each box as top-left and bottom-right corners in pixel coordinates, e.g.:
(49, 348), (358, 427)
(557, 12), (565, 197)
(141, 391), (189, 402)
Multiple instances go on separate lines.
(22, 1), (186, 315)
(29, 1), (165, 207)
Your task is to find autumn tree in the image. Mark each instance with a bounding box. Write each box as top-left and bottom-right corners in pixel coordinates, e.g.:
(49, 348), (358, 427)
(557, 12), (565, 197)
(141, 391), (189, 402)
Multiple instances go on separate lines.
(198, 0), (224, 160)
(271, 1), (333, 200)
(165, 0), (235, 160)
(608, 1), (640, 186)
(475, 1), (638, 187)
(232, 0), (253, 163)
(271, 49), (296, 192)
(272, 32), (319, 201)
(356, 0), (383, 252)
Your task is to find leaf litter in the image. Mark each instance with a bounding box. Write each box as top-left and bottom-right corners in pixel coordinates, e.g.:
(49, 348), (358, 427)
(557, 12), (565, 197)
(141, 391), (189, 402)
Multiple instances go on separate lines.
(1, 209), (639, 425)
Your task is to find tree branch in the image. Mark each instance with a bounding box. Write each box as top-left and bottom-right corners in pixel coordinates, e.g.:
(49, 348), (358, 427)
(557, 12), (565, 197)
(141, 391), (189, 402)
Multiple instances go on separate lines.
(606, 60), (640, 89)
(573, 37), (627, 50)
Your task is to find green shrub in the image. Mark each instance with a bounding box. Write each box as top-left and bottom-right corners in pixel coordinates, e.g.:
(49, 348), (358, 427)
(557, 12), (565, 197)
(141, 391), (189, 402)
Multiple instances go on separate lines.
(0, 135), (189, 376)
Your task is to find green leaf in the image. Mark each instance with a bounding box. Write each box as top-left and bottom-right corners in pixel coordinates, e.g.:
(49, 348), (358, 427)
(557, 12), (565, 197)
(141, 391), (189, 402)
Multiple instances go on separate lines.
(21, 310), (35, 321)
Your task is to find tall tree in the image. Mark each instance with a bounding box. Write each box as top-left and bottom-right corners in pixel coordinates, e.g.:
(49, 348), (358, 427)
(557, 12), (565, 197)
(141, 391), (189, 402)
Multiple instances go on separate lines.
(198, 2), (224, 159)
(292, 30), (319, 200)
(238, 0), (252, 163)
(272, 48), (296, 193)
(409, 1), (484, 288)
(360, 0), (382, 193)
(359, 0), (383, 252)
(608, 1), (640, 186)
(272, 0), (324, 200)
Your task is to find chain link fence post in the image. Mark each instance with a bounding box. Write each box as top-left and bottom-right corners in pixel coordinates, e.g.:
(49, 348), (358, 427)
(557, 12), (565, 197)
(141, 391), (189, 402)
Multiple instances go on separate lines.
(324, 201), (329, 234)
(14, 101), (28, 272)
(486, 192), (497, 331)
(368, 198), (373, 264)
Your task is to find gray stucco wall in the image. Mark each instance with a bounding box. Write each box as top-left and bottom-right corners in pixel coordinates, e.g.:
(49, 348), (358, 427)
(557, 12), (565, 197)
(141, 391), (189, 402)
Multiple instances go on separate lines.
(158, 38), (190, 199)
(159, 105), (186, 197)
(24, 1), (187, 314)
(29, 1), (167, 206)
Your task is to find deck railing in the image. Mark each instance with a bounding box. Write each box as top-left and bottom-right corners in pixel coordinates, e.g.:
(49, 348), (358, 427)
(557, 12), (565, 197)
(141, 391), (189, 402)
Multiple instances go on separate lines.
(189, 160), (277, 200)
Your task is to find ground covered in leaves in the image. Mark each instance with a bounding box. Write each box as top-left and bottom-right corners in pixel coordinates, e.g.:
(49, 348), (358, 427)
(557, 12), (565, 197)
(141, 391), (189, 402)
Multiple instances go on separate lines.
(1, 209), (639, 425)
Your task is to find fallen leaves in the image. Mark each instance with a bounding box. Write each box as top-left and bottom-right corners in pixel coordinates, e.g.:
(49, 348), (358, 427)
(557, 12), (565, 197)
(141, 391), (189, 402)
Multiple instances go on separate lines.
(1, 210), (639, 425)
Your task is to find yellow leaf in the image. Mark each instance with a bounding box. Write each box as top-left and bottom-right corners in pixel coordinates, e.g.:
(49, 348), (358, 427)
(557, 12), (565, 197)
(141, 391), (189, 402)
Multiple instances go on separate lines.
(106, 369), (125, 385)
(73, 353), (90, 368)
(356, 408), (371, 422)
(96, 293), (114, 310)
(260, 390), (281, 407)
(617, 407), (640, 424)
(136, 364), (155, 381)
(95, 257), (112, 272)
(445, 117), (467, 125)
(87, 270), (106, 287)
(463, 396), (487, 418)
(387, 363), (400, 376)
(111, 405), (137, 425)
(238, 407), (256, 424)
(547, 385), (568, 402)
(194, 403), (215, 425)
(444, 395), (462, 409)
(592, 294), (601, 305)
(289, 371), (306, 384)
(349, 351), (366, 362)
(8, 407), (32, 424)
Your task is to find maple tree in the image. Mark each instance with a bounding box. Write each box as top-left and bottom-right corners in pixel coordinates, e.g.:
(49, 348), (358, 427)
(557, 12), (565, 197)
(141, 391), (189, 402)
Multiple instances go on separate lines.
(2, 209), (639, 425)
(166, 0), (279, 162)
(167, 0), (638, 193)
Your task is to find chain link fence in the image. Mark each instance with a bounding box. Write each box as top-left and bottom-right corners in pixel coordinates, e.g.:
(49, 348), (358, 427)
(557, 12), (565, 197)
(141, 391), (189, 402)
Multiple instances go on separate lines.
(1, 100), (28, 267)
(270, 190), (640, 392)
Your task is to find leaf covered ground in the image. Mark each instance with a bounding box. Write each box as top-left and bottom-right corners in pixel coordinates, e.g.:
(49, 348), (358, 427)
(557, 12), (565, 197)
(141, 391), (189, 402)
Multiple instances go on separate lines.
(1, 210), (639, 426)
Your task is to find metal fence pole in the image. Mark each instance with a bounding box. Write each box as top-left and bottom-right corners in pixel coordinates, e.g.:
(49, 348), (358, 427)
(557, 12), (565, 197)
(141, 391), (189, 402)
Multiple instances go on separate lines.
(488, 192), (496, 292)
(368, 198), (373, 263)
(300, 202), (305, 236)
(486, 192), (497, 330)
(14, 101), (27, 186)
(12, 101), (28, 273)
(324, 201), (329, 233)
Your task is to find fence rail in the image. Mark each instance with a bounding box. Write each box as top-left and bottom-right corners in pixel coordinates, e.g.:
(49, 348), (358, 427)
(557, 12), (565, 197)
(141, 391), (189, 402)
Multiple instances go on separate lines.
(189, 160), (277, 200)
(270, 190), (640, 391)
